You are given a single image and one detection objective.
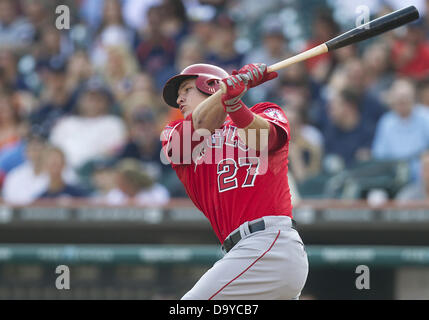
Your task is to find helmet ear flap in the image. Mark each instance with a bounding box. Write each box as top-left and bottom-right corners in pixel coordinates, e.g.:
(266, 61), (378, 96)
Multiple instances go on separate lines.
(196, 76), (221, 95)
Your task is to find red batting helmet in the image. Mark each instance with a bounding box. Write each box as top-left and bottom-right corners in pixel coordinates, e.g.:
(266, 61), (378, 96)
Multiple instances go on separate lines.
(162, 64), (229, 108)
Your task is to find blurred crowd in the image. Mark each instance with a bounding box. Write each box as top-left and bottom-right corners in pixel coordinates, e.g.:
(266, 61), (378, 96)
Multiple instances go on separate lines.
(0, 0), (428, 205)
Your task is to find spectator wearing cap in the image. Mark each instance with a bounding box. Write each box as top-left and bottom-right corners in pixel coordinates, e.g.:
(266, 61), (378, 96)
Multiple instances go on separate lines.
(204, 14), (244, 74)
(372, 78), (429, 182)
(49, 78), (127, 169)
(99, 158), (170, 206)
(321, 89), (375, 169)
(36, 146), (89, 200)
(89, 160), (117, 201)
(2, 133), (77, 204)
(28, 60), (75, 138)
(0, 0), (35, 51)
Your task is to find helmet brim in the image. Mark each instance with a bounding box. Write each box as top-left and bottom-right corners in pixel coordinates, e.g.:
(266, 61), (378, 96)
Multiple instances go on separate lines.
(162, 74), (197, 108)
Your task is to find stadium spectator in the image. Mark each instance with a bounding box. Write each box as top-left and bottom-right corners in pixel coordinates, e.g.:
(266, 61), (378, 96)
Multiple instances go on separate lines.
(287, 107), (323, 183)
(0, 92), (20, 153)
(98, 45), (139, 103)
(64, 50), (94, 94)
(244, 19), (292, 104)
(49, 78), (127, 169)
(33, 24), (72, 69)
(272, 62), (313, 111)
(321, 89), (375, 169)
(2, 133), (76, 204)
(122, 71), (165, 118)
(161, 0), (189, 44)
(20, 0), (53, 44)
(2, 133), (46, 204)
(205, 14), (244, 74)
(303, 7), (339, 83)
(99, 158), (170, 206)
(0, 138), (26, 186)
(0, 49), (28, 91)
(188, 13), (217, 55)
(362, 42), (395, 100)
(122, 0), (162, 31)
(115, 108), (165, 179)
(313, 58), (387, 135)
(90, 0), (137, 69)
(29, 60), (75, 138)
(391, 20), (429, 79)
(417, 77), (429, 109)
(36, 146), (88, 199)
(0, 0), (35, 51)
(135, 4), (176, 89)
(372, 78), (429, 181)
(396, 151), (429, 202)
(89, 160), (117, 201)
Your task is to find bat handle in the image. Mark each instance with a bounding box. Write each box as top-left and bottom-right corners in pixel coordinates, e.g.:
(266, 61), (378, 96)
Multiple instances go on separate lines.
(267, 43), (329, 72)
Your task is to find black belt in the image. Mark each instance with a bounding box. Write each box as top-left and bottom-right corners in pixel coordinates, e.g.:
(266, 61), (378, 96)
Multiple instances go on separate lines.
(222, 218), (298, 253)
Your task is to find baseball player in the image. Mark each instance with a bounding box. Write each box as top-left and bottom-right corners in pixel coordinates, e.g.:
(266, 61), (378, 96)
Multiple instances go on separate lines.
(161, 63), (308, 300)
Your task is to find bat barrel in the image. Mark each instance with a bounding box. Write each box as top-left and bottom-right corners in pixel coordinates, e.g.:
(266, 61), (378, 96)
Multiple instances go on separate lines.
(325, 5), (419, 51)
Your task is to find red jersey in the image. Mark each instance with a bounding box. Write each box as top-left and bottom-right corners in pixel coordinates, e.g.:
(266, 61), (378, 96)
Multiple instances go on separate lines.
(161, 102), (292, 243)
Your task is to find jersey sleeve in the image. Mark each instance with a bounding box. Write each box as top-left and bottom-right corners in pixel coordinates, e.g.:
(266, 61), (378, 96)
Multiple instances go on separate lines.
(251, 102), (290, 151)
(161, 114), (205, 168)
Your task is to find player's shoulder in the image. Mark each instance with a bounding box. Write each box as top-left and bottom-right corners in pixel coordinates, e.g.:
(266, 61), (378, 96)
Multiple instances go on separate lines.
(161, 119), (184, 142)
(251, 102), (288, 124)
(164, 118), (185, 129)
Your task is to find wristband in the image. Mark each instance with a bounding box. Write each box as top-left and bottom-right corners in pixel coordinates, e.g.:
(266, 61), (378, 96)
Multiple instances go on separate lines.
(227, 101), (255, 128)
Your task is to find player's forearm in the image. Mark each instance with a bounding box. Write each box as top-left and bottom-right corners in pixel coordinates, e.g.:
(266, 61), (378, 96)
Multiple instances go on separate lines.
(192, 99), (227, 133)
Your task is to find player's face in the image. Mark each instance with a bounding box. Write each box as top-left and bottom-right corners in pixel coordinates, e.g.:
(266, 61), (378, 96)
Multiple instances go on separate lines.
(177, 79), (208, 118)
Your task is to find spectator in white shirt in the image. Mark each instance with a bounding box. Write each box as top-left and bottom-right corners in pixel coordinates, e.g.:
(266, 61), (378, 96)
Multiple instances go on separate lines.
(49, 78), (127, 169)
(2, 132), (76, 204)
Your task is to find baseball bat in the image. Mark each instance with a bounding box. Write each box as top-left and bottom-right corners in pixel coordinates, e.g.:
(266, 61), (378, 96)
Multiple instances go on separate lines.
(268, 5), (419, 72)
(200, 5), (418, 107)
